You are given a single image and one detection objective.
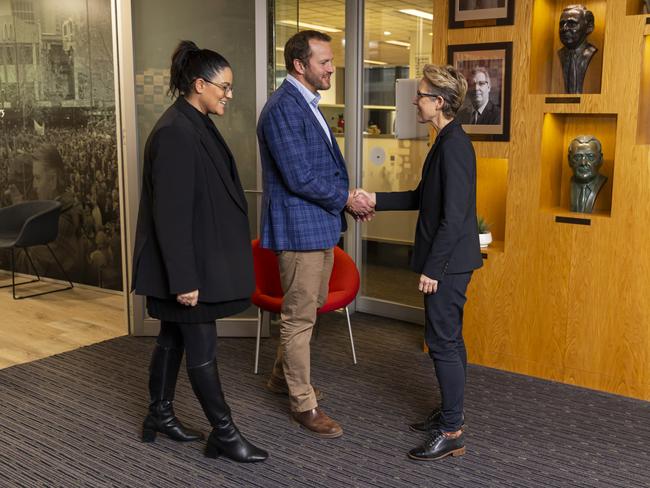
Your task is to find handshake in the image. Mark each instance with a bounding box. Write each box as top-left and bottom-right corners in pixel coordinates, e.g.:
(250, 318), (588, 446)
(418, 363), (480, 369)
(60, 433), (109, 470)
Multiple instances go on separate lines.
(346, 188), (376, 222)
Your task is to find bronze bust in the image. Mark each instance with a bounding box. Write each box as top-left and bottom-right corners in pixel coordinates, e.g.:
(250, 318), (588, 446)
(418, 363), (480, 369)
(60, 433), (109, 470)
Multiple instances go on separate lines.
(558, 5), (597, 94)
(568, 135), (606, 214)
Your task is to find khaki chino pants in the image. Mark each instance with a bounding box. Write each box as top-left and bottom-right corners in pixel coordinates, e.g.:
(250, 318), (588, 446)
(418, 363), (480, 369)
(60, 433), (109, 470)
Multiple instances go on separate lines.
(271, 249), (334, 412)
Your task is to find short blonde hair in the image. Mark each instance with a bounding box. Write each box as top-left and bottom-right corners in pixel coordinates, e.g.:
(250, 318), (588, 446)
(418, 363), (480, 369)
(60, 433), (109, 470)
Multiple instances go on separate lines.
(422, 64), (468, 118)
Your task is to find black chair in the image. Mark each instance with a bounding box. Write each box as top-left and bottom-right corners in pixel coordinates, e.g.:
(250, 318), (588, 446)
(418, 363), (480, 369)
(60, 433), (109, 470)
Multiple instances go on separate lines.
(0, 200), (74, 299)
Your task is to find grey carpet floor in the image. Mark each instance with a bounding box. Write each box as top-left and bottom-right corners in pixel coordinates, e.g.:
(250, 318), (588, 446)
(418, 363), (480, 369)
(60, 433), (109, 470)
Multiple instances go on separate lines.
(1, 312), (649, 488)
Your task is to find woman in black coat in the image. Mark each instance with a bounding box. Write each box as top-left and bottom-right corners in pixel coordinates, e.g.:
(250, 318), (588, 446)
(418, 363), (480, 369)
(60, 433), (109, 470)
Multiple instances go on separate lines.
(131, 41), (266, 463)
(358, 64), (483, 461)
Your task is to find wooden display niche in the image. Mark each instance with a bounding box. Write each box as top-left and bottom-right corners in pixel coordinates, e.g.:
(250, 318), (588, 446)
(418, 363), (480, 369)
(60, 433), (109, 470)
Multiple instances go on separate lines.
(637, 35), (650, 144)
(530, 0), (607, 95)
(626, 0), (649, 15)
(539, 113), (617, 219)
(476, 157), (508, 256)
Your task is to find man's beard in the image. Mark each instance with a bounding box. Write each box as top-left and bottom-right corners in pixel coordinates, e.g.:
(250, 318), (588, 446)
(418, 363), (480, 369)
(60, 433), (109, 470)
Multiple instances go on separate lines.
(305, 69), (330, 91)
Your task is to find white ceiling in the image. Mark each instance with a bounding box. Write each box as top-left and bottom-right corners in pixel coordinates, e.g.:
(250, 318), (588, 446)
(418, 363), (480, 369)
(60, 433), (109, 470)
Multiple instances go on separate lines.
(276, 0), (434, 67)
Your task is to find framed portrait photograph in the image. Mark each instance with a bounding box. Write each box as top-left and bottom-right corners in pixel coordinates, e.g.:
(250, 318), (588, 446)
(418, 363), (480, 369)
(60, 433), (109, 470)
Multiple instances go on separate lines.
(448, 0), (515, 29)
(448, 42), (513, 142)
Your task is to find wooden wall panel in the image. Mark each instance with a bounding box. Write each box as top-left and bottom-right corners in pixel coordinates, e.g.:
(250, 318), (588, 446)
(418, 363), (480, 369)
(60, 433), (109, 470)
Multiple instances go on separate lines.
(434, 0), (650, 400)
(638, 36), (650, 144)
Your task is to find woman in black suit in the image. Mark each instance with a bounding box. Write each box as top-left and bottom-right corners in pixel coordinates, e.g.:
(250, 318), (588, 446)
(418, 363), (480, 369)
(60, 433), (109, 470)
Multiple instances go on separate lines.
(131, 41), (267, 463)
(360, 64), (483, 461)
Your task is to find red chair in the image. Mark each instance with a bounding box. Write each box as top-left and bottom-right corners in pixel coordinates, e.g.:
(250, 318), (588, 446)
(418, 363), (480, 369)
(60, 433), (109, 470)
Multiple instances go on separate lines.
(251, 239), (359, 374)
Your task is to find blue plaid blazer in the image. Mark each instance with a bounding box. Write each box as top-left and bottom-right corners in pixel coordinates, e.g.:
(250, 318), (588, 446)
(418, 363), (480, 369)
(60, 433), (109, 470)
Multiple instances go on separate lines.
(257, 80), (349, 251)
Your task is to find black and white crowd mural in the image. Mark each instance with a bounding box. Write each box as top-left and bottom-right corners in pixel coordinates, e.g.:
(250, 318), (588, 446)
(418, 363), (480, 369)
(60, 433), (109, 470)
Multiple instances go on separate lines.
(0, 0), (121, 290)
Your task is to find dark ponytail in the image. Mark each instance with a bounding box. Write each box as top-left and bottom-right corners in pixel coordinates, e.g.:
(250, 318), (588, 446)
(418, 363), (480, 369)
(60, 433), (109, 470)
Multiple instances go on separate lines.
(168, 40), (231, 98)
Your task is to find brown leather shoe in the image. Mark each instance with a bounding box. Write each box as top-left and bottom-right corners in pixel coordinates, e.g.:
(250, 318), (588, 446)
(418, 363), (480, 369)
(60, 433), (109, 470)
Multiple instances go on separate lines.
(291, 407), (343, 438)
(266, 376), (324, 401)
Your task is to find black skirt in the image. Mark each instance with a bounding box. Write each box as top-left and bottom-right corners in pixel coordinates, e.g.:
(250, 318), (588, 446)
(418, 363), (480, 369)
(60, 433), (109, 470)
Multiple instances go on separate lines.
(146, 296), (251, 323)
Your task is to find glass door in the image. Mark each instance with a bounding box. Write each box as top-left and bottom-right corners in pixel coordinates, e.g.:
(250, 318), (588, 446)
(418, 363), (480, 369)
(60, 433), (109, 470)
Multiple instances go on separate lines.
(270, 0), (347, 143)
(265, 0), (431, 323)
(269, 0), (298, 91)
(269, 0), (348, 239)
(120, 0), (267, 335)
(356, 1), (433, 323)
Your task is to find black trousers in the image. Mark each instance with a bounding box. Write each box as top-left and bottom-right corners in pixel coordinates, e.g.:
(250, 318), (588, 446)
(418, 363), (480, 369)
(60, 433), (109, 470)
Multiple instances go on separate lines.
(156, 321), (217, 368)
(423, 271), (473, 432)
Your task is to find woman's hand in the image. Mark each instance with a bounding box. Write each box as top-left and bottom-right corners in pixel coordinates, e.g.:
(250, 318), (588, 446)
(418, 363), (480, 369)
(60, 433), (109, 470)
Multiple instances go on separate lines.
(346, 189), (376, 221)
(177, 289), (199, 307)
(419, 274), (438, 295)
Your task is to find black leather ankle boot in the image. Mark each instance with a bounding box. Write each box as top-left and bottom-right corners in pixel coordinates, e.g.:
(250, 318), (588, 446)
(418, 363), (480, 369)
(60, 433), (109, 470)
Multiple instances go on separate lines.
(142, 345), (203, 443)
(188, 360), (268, 463)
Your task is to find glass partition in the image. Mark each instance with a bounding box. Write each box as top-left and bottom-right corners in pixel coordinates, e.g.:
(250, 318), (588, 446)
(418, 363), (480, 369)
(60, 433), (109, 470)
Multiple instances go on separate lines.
(360, 0), (433, 308)
(269, 0), (433, 312)
(271, 0), (347, 245)
(131, 0), (259, 321)
(271, 0), (298, 91)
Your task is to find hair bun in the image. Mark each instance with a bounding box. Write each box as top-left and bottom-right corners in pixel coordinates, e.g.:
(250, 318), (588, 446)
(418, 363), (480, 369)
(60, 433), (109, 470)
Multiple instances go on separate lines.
(178, 40), (200, 53)
(168, 40), (230, 98)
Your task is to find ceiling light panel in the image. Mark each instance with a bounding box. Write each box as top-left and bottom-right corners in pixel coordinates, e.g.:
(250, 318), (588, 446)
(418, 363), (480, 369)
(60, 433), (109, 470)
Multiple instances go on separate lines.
(397, 9), (433, 21)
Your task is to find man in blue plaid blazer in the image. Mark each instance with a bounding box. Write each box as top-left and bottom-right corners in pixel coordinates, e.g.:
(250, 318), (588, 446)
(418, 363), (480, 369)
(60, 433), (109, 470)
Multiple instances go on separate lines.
(257, 30), (372, 439)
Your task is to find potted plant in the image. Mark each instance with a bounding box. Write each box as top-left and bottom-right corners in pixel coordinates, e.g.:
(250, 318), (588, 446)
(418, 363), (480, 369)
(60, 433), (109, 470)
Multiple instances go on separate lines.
(477, 215), (492, 248)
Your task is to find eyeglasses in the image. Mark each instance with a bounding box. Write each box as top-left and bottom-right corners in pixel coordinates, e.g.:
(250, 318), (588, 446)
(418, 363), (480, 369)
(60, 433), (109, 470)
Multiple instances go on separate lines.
(416, 90), (440, 100)
(470, 81), (489, 88)
(203, 79), (233, 95)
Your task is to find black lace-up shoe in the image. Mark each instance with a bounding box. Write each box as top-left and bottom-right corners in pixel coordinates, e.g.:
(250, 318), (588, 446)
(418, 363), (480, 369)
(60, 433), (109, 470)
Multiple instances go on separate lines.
(408, 430), (466, 461)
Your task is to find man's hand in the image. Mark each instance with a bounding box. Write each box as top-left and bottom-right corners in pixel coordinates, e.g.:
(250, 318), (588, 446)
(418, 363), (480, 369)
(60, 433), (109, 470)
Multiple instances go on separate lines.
(177, 289), (199, 307)
(346, 188), (376, 221)
(418, 274), (438, 295)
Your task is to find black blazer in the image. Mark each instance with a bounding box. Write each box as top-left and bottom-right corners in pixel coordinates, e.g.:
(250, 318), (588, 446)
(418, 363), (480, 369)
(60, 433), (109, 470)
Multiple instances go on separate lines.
(131, 97), (254, 302)
(376, 119), (483, 281)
